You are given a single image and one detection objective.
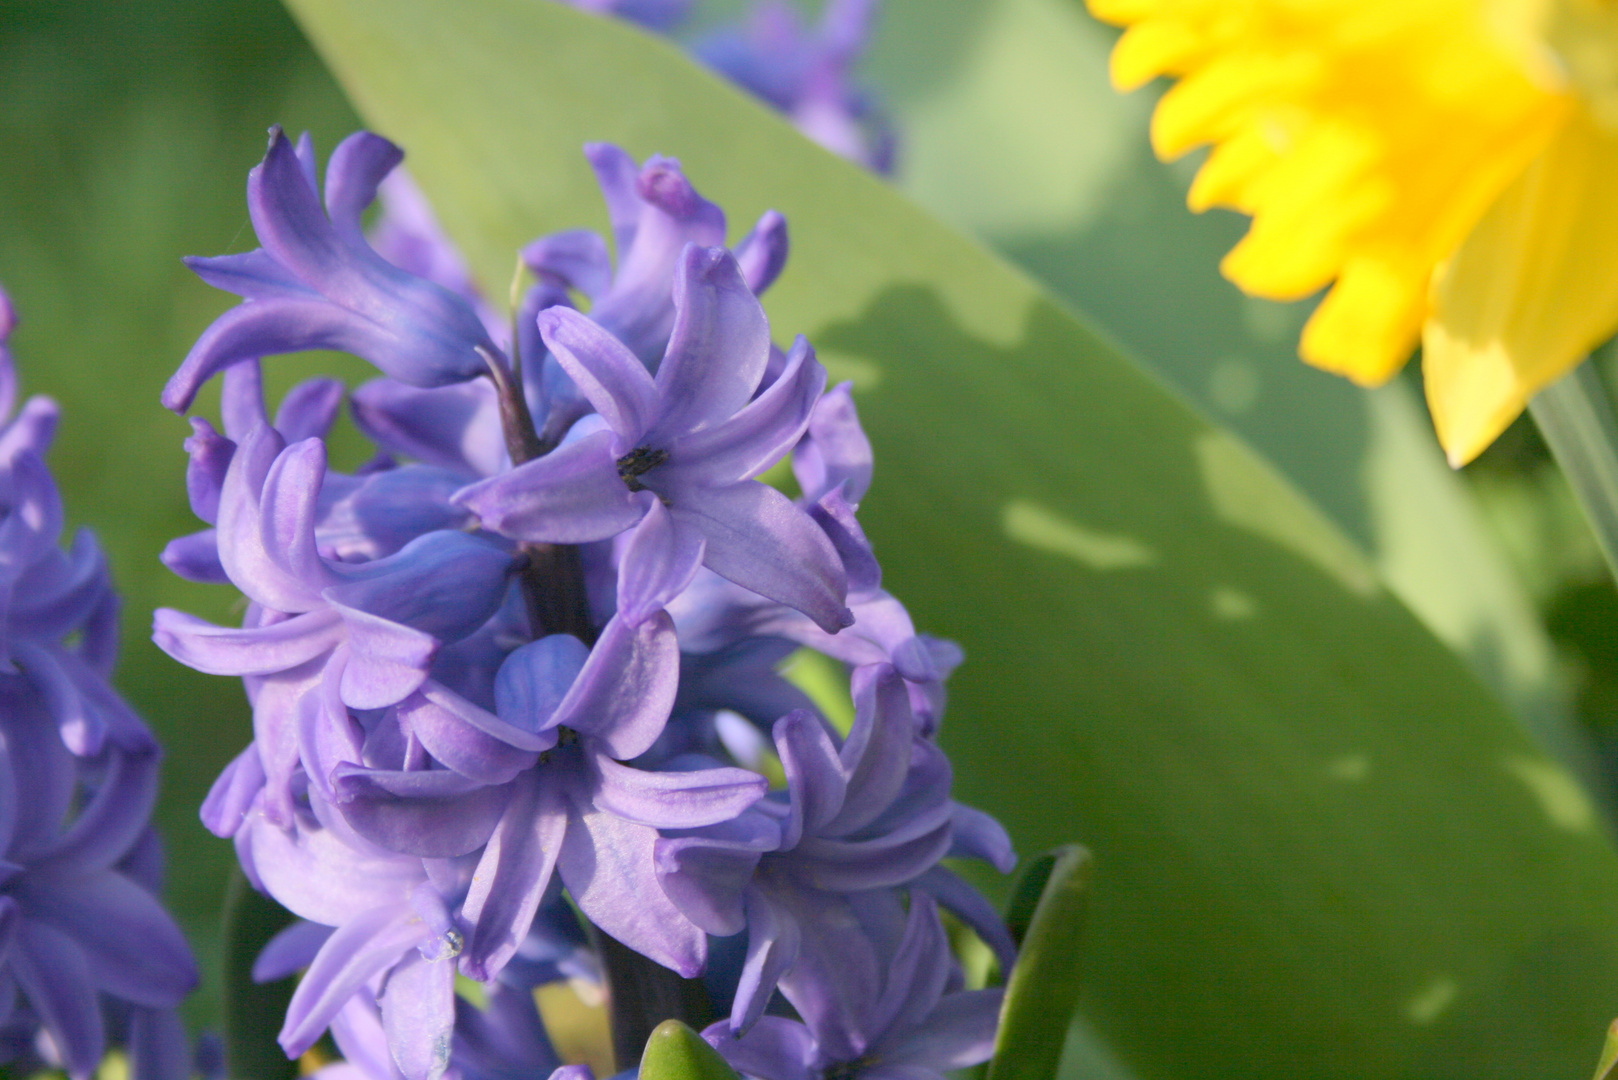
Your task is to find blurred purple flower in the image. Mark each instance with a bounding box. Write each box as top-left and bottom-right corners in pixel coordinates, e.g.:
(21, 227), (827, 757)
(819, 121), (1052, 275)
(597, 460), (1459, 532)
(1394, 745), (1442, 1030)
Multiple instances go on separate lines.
(0, 288), (196, 1080)
(696, 0), (895, 172)
(566, 0), (693, 32)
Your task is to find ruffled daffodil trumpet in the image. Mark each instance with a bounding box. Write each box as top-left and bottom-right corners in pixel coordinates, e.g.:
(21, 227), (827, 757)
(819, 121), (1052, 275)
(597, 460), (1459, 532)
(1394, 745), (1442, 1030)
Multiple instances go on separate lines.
(1090, 0), (1618, 465)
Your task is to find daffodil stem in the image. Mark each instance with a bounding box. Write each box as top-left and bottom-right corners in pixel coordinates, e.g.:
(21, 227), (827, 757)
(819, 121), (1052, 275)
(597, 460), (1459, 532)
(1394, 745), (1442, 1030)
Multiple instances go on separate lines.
(1529, 350), (1618, 584)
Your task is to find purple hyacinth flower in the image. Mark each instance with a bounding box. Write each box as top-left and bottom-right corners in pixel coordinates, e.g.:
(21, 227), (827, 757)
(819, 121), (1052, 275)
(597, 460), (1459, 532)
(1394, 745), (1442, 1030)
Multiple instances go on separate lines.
(696, 0), (894, 173)
(656, 663), (969, 1031)
(165, 128), (496, 414)
(456, 244), (851, 635)
(566, 0), (693, 31)
(156, 424), (518, 826)
(456, 503), (768, 981)
(0, 676), (198, 1080)
(703, 894), (1001, 1080)
(524, 145), (786, 370)
(354, 146), (787, 465)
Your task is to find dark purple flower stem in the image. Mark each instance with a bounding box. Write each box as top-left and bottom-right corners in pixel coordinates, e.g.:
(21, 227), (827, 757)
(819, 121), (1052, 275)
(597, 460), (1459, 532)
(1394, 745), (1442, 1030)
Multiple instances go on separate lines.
(485, 343), (714, 1068)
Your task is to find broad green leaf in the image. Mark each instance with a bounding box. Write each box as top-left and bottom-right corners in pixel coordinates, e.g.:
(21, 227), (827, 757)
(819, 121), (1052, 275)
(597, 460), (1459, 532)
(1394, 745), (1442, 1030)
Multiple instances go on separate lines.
(868, 0), (1602, 800)
(989, 846), (1095, 1080)
(639, 1021), (741, 1080)
(280, 2), (1618, 1076)
(221, 869), (299, 1080)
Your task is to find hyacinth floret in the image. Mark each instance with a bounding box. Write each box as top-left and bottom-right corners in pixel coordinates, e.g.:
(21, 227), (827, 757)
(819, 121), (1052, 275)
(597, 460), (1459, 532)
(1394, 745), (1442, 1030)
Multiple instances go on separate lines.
(159, 131), (1014, 1080)
(0, 288), (197, 1080)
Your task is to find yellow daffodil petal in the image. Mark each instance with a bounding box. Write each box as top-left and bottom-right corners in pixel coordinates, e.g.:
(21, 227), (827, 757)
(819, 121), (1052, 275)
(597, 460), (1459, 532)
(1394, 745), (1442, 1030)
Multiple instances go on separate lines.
(1087, 0), (1571, 385)
(1424, 111), (1618, 465)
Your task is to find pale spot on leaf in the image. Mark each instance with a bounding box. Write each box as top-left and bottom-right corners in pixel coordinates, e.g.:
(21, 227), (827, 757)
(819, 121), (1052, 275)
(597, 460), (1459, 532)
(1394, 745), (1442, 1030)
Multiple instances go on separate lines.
(1003, 499), (1156, 570)
(1405, 976), (1458, 1025)
(1503, 754), (1596, 833)
(1209, 586), (1257, 620)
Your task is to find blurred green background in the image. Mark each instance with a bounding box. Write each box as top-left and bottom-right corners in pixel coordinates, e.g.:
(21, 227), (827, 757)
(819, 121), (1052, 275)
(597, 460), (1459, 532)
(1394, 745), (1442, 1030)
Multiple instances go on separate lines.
(3, 0), (1617, 1057)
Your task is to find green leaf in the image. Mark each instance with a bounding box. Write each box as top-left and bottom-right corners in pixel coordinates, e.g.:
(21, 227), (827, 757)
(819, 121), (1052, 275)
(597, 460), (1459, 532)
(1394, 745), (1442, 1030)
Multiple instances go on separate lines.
(221, 869), (298, 1080)
(989, 845), (1095, 1080)
(639, 1021), (741, 1080)
(873, 0), (1602, 801)
(276, 3), (1618, 1076)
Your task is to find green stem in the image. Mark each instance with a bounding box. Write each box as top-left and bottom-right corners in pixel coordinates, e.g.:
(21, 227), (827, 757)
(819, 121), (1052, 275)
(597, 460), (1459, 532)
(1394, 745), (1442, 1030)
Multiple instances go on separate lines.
(1528, 351), (1618, 585)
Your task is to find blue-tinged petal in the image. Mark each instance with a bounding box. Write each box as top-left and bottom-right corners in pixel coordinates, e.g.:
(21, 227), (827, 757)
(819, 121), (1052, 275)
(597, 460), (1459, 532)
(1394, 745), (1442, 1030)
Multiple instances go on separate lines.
(12, 640), (104, 756)
(317, 465), (474, 563)
(617, 499), (706, 626)
(807, 487), (880, 595)
(351, 378), (505, 477)
(0, 396), (58, 464)
(17, 868), (198, 1007)
(276, 377), (346, 442)
(666, 335), (823, 485)
(876, 990), (1003, 1071)
(244, 812), (424, 927)
(947, 802), (1016, 873)
(0, 896), (18, 969)
(647, 247), (770, 440)
(868, 894), (950, 1048)
(523, 229), (613, 300)
(494, 635), (588, 735)
(537, 307), (658, 443)
(260, 438), (339, 596)
(324, 132), (405, 241)
(398, 687), (545, 784)
(183, 418), (233, 525)
(381, 948), (456, 1080)
(328, 991), (403, 1080)
(552, 612), (678, 761)
(455, 429), (646, 544)
(702, 1016), (817, 1080)
(911, 866), (1015, 977)
(653, 813), (777, 937)
(824, 664), (911, 837)
(128, 1005), (190, 1080)
(221, 359), (271, 441)
(201, 744), (266, 839)
(280, 902), (422, 1058)
(328, 603), (436, 710)
(151, 607), (344, 677)
(589, 754), (766, 829)
(184, 250), (311, 301)
(326, 530), (514, 643)
(11, 920), (104, 1080)
(667, 481), (851, 634)
(793, 815), (953, 892)
(793, 382), (872, 505)
(775, 892), (878, 1062)
(583, 143), (644, 256)
(730, 888), (801, 1035)
(31, 746), (157, 871)
(247, 128), (354, 297)
(164, 295), (452, 415)
(735, 211), (789, 297)
(773, 710), (846, 851)
(460, 771), (569, 982)
(559, 796), (707, 977)
(255, 919), (336, 983)
(454, 982), (562, 1080)
(332, 765), (512, 858)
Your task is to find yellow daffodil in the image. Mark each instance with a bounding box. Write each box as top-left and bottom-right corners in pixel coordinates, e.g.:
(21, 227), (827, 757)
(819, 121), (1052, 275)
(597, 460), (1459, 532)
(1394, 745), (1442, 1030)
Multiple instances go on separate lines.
(1088, 0), (1618, 465)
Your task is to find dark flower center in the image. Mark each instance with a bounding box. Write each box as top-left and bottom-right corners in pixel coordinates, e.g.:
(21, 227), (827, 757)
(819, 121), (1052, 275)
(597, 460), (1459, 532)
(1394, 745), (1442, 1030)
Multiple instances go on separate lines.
(823, 1057), (875, 1080)
(616, 445), (669, 492)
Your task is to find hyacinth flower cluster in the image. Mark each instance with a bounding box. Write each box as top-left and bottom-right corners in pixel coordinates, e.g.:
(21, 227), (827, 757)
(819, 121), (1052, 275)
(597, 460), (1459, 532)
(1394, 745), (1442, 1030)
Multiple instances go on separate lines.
(566, 0), (894, 173)
(0, 290), (198, 1080)
(156, 127), (1014, 1080)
